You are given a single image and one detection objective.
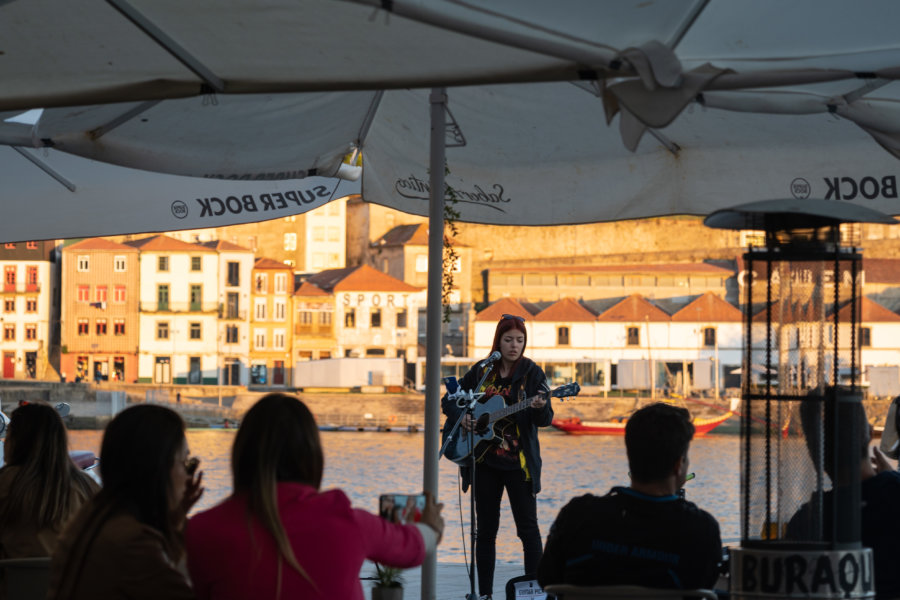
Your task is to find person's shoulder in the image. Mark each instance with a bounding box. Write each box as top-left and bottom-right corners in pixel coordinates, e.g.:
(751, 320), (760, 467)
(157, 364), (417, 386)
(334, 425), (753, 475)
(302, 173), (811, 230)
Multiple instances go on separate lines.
(561, 492), (609, 513)
(678, 499), (721, 530)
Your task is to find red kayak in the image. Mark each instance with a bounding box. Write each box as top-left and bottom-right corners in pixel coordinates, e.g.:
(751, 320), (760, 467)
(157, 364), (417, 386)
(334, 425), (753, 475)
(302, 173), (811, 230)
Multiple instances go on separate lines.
(552, 411), (733, 436)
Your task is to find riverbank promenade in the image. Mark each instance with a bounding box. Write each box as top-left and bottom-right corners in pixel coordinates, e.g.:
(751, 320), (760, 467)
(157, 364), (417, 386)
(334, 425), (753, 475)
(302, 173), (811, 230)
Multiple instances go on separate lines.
(363, 562), (524, 600)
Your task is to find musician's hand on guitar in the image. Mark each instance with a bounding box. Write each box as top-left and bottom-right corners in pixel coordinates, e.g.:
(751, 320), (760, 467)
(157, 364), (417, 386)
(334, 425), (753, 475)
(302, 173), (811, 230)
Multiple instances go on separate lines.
(531, 394), (547, 410)
(461, 414), (474, 431)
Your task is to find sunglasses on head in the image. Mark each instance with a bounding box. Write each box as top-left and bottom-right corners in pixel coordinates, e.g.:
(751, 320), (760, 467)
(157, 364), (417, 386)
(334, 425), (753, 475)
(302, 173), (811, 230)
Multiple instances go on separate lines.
(501, 314), (525, 322)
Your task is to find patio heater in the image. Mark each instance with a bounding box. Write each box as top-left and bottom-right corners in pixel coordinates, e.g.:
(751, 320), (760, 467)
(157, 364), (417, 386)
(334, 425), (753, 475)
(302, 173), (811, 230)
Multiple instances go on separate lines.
(704, 199), (897, 600)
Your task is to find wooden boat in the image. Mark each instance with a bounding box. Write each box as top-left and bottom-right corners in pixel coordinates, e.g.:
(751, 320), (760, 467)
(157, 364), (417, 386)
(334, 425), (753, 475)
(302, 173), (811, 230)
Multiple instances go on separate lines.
(552, 411), (733, 436)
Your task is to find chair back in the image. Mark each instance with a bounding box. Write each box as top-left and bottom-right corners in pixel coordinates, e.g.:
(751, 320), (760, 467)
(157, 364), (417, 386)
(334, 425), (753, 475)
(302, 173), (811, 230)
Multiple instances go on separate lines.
(543, 584), (717, 600)
(0, 557), (52, 600)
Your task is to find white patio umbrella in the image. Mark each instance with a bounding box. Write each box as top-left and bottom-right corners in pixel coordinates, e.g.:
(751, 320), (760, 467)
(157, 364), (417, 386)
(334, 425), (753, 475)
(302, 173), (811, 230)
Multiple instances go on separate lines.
(6, 1), (900, 596)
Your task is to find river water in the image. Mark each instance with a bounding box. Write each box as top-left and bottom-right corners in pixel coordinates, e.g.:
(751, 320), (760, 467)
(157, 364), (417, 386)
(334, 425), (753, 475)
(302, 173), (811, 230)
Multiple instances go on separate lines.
(68, 429), (740, 563)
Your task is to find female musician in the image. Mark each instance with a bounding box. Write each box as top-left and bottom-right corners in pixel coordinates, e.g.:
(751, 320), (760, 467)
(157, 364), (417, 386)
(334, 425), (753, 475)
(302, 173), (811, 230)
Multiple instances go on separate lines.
(442, 314), (553, 600)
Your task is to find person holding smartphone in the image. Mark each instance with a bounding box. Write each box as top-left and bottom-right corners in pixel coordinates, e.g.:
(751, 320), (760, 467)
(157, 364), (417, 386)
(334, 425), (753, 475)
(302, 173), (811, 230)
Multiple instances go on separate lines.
(186, 393), (444, 600)
(442, 314), (553, 600)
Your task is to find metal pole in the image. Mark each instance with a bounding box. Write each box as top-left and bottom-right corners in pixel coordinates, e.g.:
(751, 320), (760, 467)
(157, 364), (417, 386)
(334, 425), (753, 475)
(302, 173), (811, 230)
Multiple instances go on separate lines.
(421, 86), (447, 600)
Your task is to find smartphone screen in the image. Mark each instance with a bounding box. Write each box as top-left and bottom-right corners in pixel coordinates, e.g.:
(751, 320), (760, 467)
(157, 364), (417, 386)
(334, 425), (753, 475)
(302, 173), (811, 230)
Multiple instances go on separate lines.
(379, 493), (426, 525)
(442, 376), (459, 395)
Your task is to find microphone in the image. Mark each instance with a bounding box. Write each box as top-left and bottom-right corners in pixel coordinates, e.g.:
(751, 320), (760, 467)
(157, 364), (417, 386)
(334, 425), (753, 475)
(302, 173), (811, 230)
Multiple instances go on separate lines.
(478, 351), (502, 368)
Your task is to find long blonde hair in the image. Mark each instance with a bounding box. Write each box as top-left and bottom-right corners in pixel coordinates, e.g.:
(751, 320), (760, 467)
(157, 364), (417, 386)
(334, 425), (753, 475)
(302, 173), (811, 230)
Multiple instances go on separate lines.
(231, 393), (323, 592)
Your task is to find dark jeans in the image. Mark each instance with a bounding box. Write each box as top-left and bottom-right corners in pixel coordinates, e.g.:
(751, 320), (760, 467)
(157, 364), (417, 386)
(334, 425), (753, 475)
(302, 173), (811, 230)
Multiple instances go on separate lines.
(474, 464), (542, 597)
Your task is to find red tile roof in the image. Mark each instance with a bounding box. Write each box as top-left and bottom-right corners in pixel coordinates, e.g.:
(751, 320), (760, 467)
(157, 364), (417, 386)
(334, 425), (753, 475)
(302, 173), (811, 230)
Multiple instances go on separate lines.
(124, 235), (215, 252)
(836, 297), (900, 322)
(475, 298), (534, 322)
(671, 292), (742, 322)
(65, 238), (136, 251)
(200, 240), (252, 252)
(306, 264), (420, 293)
(293, 281), (330, 297)
(534, 297), (597, 322)
(253, 257), (291, 270)
(597, 294), (671, 322)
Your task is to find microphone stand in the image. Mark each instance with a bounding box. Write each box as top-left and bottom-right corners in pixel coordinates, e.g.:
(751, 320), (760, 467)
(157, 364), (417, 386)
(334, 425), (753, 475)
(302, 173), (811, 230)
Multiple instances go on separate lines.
(439, 361), (497, 600)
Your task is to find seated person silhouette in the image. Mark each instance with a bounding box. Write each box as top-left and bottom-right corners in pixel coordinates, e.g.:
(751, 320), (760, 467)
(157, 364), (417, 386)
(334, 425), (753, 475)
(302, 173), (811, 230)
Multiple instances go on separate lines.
(538, 403), (722, 591)
(785, 393), (900, 599)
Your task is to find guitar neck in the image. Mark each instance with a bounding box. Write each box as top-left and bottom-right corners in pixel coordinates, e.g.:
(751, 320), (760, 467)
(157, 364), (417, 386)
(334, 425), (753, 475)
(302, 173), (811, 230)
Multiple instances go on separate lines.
(488, 396), (534, 423)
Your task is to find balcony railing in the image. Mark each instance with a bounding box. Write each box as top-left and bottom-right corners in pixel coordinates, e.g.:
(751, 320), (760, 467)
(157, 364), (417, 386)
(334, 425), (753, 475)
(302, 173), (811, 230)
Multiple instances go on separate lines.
(294, 324), (334, 336)
(139, 301), (219, 313)
(218, 305), (248, 320)
(2, 282), (41, 294)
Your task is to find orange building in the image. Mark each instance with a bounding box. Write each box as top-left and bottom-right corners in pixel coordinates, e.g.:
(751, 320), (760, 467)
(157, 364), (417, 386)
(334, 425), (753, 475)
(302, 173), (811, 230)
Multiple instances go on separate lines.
(249, 257), (294, 386)
(60, 238), (140, 383)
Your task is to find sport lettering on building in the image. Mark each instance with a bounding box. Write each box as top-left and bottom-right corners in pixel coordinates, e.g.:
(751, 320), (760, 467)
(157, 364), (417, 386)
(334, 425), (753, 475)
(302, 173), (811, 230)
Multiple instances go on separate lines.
(193, 187), (333, 218)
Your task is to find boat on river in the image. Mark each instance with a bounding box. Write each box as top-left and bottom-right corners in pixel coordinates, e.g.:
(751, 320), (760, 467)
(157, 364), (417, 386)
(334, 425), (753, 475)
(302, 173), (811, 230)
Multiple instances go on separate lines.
(552, 411), (733, 436)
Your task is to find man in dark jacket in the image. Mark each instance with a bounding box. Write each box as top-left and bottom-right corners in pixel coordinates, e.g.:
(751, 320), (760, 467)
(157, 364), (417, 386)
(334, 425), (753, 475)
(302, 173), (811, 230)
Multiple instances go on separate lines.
(538, 402), (722, 591)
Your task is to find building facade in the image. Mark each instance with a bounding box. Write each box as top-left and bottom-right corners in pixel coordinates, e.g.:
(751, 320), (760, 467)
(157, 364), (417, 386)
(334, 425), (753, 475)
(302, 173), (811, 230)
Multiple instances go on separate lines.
(249, 257), (294, 386)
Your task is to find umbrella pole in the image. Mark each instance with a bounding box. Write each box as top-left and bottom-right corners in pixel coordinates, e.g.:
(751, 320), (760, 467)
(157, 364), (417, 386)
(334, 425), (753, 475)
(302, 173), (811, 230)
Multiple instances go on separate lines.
(422, 86), (447, 600)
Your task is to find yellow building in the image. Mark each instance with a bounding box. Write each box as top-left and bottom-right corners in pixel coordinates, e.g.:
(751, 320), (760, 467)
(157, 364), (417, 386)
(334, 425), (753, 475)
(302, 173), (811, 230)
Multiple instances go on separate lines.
(249, 258), (294, 386)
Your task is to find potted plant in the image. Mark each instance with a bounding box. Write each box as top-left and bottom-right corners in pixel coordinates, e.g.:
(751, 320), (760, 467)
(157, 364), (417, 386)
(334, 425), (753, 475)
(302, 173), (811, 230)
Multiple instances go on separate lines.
(371, 563), (404, 600)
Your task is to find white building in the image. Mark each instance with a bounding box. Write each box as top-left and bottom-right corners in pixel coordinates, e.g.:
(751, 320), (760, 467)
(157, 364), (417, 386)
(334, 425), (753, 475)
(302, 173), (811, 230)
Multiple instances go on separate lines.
(126, 236), (219, 384)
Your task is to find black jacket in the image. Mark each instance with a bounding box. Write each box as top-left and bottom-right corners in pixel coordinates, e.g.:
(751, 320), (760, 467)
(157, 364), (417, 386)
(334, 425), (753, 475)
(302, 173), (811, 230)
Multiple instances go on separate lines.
(441, 357), (553, 494)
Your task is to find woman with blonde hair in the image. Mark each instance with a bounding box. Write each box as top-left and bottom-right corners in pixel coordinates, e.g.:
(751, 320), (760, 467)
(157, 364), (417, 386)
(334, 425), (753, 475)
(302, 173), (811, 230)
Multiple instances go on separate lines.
(48, 404), (203, 599)
(0, 401), (98, 558)
(186, 392), (444, 599)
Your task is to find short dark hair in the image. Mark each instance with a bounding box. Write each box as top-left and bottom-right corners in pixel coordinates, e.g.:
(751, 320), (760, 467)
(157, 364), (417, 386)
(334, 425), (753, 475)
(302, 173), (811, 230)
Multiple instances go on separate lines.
(625, 403), (694, 482)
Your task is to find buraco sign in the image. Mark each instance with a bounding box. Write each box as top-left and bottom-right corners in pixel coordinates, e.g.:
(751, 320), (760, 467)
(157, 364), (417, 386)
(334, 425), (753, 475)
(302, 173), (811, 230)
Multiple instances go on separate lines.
(790, 176), (900, 201)
(394, 174), (510, 213)
(731, 547), (875, 599)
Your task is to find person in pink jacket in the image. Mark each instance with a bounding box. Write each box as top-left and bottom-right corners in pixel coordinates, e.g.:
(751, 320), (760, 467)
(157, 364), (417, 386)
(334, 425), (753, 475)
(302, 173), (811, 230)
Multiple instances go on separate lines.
(186, 393), (444, 600)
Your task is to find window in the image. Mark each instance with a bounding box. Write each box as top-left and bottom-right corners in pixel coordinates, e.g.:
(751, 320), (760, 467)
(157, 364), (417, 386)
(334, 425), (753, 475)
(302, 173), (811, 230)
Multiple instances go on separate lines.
(95, 286), (108, 303)
(25, 324), (37, 340)
(3, 243), (13, 249)
(77, 285), (90, 302)
(77, 319), (89, 336)
(396, 309), (407, 328)
(114, 255), (127, 272)
(158, 256), (169, 271)
(274, 301), (286, 321)
(283, 233), (297, 251)
(703, 327), (717, 347)
(415, 255), (428, 272)
(157, 285), (169, 310)
(273, 329), (285, 350)
(255, 299), (267, 320)
(5, 266), (16, 288)
(627, 326), (640, 346)
(371, 308), (382, 328)
(189, 322), (202, 340)
(274, 273), (287, 293)
(26, 266), (38, 289)
(96, 319), (107, 335)
(225, 325), (239, 343)
(77, 256), (89, 272)
(860, 327), (872, 347)
(190, 284), (202, 311)
(254, 274), (266, 292)
(113, 285), (126, 303)
(312, 226), (325, 242)
(157, 321), (170, 340)
(557, 326), (570, 346)
(345, 308), (356, 328)
(113, 319), (126, 336)
(26, 241), (37, 250)
(227, 262), (240, 286)
(327, 227), (340, 242)
(298, 311), (312, 325)
(3, 298), (13, 312)
(25, 298), (36, 313)
(4, 324), (15, 340)
(319, 311), (332, 326)
(254, 329), (266, 349)
(189, 357), (202, 384)
(226, 292), (240, 318)
(191, 256), (202, 271)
